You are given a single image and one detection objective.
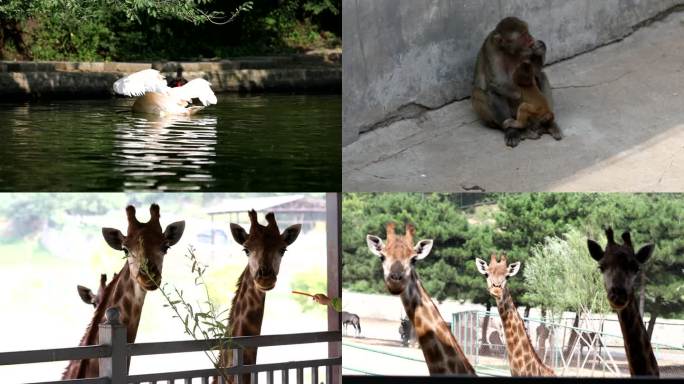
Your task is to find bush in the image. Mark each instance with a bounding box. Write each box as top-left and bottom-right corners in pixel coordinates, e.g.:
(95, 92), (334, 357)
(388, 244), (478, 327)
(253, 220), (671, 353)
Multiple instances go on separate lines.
(0, 0), (341, 61)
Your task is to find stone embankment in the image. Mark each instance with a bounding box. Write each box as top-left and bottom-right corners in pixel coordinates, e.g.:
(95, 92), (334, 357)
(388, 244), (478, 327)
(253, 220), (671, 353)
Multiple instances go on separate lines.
(0, 49), (341, 98)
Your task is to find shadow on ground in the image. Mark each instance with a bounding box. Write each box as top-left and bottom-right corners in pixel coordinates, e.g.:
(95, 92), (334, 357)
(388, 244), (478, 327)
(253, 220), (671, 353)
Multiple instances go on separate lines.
(343, 12), (684, 192)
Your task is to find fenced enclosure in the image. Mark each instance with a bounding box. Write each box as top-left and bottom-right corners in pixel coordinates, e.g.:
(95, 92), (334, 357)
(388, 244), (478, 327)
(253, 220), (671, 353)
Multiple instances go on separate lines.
(452, 310), (684, 377)
(0, 308), (341, 384)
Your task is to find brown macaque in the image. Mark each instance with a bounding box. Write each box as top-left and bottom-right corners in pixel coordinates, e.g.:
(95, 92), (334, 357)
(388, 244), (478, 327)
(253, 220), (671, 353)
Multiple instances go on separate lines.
(504, 60), (562, 140)
(472, 17), (555, 147)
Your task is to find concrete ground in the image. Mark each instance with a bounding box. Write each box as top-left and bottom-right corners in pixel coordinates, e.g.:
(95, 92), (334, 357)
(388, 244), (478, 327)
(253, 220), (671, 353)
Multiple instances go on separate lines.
(343, 12), (684, 192)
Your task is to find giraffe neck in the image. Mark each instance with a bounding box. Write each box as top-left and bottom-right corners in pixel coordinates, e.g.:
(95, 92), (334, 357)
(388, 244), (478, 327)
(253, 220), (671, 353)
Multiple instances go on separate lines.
(400, 271), (475, 375)
(216, 266), (267, 384)
(495, 288), (554, 376)
(107, 263), (147, 342)
(229, 266), (267, 339)
(616, 295), (659, 377)
(62, 263), (147, 379)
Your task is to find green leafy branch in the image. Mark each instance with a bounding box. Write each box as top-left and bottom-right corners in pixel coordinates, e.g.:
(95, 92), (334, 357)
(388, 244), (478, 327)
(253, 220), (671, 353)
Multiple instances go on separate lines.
(140, 245), (237, 381)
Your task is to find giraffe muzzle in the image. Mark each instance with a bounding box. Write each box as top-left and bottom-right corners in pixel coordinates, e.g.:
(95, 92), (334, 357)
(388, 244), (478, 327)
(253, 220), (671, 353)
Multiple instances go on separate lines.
(137, 274), (161, 291)
(255, 266), (277, 290)
(608, 287), (628, 309)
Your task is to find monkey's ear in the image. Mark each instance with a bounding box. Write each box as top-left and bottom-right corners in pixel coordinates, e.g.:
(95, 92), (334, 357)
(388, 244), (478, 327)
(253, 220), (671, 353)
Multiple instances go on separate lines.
(492, 33), (503, 47)
(587, 239), (604, 261)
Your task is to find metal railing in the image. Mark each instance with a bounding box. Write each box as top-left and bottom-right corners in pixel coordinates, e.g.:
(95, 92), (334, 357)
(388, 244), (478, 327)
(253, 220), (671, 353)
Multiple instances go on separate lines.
(0, 308), (341, 384)
(452, 310), (684, 377)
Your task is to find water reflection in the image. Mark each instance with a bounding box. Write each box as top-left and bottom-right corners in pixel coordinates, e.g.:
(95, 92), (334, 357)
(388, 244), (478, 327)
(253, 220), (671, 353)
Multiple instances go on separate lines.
(0, 94), (341, 191)
(114, 114), (218, 190)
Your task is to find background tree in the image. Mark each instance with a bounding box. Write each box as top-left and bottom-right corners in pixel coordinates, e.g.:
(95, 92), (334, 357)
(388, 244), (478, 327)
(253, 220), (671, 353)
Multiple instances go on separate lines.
(586, 193), (684, 339)
(0, 0), (340, 61)
(342, 193), (472, 301)
(493, 193), (598, 317)
(524, 229), (610, 355)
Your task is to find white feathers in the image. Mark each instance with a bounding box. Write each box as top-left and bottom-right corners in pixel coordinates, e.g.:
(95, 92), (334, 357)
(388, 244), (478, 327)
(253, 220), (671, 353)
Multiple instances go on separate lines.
(113, 69), (217, 115)
(168, 78), (217, 106)
(113, 69), (169, 97)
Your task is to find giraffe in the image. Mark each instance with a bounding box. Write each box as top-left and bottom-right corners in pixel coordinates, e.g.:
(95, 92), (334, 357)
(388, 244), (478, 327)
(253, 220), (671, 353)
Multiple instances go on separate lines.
(214, 210), (301, 384)
(366, 223), (476, 375)
(77, 273), (115, 308)
(587, 227), (659, 377)
(475, 253), (555, 376)
(62, 204), (185, 379)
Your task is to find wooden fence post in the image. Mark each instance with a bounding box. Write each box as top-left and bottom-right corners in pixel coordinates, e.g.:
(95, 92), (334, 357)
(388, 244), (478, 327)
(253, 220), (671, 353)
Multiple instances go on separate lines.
(99, 307), (128, 384)
(326, 192), (341, 384)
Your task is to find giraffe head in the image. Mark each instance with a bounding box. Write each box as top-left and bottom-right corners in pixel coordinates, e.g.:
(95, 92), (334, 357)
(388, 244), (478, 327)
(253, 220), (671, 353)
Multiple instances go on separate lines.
(587, 227), (654, 310)
(475, 253), (521, 299)
(77, 273), (110, 307)
(101, 204), (185, 291)
(230, 210), (301, 291)
(366, 223), (434, 295)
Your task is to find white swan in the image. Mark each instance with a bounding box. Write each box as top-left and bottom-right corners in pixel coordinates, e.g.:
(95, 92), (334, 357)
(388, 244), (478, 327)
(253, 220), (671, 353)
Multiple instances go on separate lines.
(113, 69), (217, 115)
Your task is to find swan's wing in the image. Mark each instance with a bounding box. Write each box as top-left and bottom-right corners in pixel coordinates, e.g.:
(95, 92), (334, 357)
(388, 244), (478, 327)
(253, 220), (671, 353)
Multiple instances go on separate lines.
(113, 69), (169, 97)
(169, 78), (217, 106)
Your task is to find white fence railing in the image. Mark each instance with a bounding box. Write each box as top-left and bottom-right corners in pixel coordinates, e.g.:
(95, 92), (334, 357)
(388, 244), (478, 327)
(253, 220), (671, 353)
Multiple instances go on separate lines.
(0, 308), (341, 384)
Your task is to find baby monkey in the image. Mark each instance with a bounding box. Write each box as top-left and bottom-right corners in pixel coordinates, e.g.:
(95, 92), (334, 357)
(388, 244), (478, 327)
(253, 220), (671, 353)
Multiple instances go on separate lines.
(504, 43), (562, 140)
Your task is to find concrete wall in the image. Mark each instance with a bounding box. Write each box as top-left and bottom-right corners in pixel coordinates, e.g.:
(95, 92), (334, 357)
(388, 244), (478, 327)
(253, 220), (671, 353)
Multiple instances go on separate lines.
(343, 0), (684, 146)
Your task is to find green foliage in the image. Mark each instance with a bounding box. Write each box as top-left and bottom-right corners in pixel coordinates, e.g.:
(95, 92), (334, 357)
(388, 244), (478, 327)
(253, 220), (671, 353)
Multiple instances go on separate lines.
(291, 267), (327, 312)
(583, 194), (684, 319)
(493, 193), (598, 307)
(343, 193), (684, 320)
(524, 229), (609, 318)
(0, 193), (123, 239)
(0, 0), (340, 60)
(342, 193), (473, 302)
(142, 246), (235, 380)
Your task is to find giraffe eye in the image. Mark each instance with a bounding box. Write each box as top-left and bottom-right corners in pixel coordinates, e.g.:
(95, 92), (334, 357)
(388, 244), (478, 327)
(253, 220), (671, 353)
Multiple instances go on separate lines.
(161, 244), (170, 254)
(243, 248), (250, 256)
(280, 248), (287, 255)
(379, 254), (386, 262)
(122, 247), (129, 256)
(598, 265), (605, 272)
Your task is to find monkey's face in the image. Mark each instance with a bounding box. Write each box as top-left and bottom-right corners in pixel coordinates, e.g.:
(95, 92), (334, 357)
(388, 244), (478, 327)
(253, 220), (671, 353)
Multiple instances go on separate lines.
(493, 17), (535, 56)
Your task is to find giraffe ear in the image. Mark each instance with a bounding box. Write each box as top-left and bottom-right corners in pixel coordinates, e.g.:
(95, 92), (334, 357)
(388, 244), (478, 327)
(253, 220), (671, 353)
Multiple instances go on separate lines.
(414, 239), (433, 260)
(635, 243), (655, 264)
(102, 228), (124, 250)
(164, 221), (185, 246)
(230, 223), (248, 245)
(587, 239), (604, 261)
(507, 262), (521, 277)
(366, 235), (384, 257)
(282, 224), (302, 245)
(77, 285), (95, 305)
(475, 258), (489, 275)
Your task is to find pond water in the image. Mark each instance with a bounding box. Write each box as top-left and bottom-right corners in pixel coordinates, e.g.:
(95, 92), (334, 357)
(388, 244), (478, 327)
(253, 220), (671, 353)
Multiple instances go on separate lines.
(0, 94), (340, 191)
